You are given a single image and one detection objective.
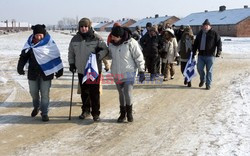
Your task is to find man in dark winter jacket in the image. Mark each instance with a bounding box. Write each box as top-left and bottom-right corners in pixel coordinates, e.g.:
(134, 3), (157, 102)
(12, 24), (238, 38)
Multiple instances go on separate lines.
(68, 18), (108, 122)
(17, 24), (64, 122)
(140, 26), (160, 80)
(193, 19), (222, 90)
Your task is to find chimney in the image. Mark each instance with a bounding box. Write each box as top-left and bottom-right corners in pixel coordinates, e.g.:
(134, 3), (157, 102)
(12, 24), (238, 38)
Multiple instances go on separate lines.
(219, 5), (226, 11)
(244, 5), (248, 8)
(155, 14), (159, 18)
(205, 10), (208, 12)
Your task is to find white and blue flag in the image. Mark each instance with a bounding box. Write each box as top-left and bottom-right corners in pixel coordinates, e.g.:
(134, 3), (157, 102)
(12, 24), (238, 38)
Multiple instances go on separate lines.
(23, 34), (63, 76)
(82, 53), (99, 83)
(183, 52), (196, 82)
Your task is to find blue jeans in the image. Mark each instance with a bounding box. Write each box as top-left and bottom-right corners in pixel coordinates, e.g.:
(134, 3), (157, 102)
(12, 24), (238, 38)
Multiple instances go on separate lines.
(28, 78), (51, 115)
(197, 55), (215, 86)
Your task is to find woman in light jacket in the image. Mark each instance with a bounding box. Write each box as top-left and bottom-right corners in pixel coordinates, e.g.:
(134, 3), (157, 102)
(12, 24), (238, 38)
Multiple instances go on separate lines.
(108, 26), (145, 123)
(160, 28), (179, 81)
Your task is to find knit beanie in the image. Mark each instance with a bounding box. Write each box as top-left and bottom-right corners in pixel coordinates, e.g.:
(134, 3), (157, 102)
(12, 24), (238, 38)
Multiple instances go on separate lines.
(111, 26), (124, 37)
(146, 22), (152, 28)
(79, 18), (92, 28)
(202, 19), (211, 25)
(31, 24), (46, 36)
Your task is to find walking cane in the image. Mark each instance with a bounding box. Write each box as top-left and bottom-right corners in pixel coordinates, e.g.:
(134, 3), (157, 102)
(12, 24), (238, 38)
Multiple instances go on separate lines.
(69, 72), (74, 120)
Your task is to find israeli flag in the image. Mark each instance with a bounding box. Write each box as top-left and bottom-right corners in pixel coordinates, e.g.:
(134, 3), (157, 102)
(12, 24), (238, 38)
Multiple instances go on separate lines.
(82, 53), (99, 83)
(23, 34), (63, 76)
(183, 52), (196, 82)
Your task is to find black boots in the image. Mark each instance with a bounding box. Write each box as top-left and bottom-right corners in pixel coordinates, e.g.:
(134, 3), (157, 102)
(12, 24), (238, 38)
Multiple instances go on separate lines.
(117, 105), (133, 123)
(126, 105), (133, 122)
(117, 106), (126, 123)
(31, 108), (39, 117)
(79, 110), (91, 119)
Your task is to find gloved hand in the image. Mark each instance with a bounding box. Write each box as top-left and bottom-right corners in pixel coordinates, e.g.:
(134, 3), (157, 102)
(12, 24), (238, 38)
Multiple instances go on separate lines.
(17, 68), (25, 75)
(216, 53), (220, 57)
(138, 72), (145, 83)
(69, 64), (76, 73)
(104, 68), (109, 72)
(55, 68), (63, 78)
(95, 47), (103, 54)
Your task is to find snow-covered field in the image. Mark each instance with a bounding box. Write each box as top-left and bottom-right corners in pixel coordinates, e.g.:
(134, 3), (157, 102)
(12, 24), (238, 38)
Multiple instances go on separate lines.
(0, 31), (250, 155)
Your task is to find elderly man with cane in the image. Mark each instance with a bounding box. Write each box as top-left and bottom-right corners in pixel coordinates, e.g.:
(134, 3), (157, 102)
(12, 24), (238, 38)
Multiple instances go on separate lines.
(68, 18), (108, 121)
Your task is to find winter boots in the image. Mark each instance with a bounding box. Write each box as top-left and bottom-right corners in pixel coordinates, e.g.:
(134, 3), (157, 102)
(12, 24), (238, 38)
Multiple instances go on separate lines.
(31, 108), (39, 117)
(117, 105), (133, 123)
(79, 110), (91, 119)
(126, 105), (133, 122)
(117, 106), (126, 123)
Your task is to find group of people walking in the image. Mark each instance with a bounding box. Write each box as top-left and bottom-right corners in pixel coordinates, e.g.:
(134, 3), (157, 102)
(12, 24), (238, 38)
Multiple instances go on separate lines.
(17, 17), (221, 122)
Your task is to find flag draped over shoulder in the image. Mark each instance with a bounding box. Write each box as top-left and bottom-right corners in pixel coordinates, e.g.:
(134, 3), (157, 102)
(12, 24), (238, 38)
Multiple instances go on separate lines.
(82, 53), (99, 83)
(22, 34), (63, 76)
(183, 52), (196, 82)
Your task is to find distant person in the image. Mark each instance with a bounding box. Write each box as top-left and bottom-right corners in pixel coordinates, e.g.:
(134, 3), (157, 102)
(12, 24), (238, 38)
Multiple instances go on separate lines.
(140, 22), (152, 72)
(108, 26), (145, 123)
(68, 18), (108, 121)
(140, 26), (160, 81)
(178, 27), (194, 87)
(175, 25), (185, 42)
(142, 22), (152, 36)
(132, 26), (142, 41)
(17, 24), (64, 122)
(160, 28), (179, 81)
(193, 19), (222, 90)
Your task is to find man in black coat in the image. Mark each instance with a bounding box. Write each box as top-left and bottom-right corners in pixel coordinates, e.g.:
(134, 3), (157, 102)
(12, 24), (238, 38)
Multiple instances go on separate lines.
(193, 19), (222, 90)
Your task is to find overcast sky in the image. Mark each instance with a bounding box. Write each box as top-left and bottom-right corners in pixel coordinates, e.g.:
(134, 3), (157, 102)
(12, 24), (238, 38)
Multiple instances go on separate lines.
(0, 0), (249, 25)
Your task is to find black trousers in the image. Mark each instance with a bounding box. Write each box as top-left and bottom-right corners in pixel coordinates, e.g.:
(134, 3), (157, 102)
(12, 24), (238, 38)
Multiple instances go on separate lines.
(78, 74), (100, 116)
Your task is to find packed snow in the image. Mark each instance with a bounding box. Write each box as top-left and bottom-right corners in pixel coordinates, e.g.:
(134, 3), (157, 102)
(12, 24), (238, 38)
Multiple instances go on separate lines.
(0, 31), (250, 155)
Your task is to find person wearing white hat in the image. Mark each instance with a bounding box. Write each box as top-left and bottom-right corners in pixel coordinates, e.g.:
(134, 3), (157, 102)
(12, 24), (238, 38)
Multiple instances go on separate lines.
(160, 28), (179, 81)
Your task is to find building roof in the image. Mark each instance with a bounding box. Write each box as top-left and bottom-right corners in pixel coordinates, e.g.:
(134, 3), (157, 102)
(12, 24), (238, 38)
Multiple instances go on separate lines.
(94, 22), (111, 29)
(129, 16), (174, 28)
(105, 19), (134, 28)
(174, 8), (250, 26)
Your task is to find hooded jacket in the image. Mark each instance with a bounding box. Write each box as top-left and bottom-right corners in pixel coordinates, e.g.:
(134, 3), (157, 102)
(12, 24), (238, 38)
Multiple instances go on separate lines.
(108, 29), (145, 82)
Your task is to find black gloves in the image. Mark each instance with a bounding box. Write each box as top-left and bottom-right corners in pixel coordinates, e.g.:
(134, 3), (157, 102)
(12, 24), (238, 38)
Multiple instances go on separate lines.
(69, 64), (76, 73)
(55, 68), (63, 78)
(138, 72), (145, 83)
(17, 67), (25, 75)
(95, 47), (103, 54)
(216, 51), (221, 57)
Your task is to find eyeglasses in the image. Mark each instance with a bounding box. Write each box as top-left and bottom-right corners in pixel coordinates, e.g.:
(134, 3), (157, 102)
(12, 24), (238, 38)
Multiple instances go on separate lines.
(80, 25), (88, 28)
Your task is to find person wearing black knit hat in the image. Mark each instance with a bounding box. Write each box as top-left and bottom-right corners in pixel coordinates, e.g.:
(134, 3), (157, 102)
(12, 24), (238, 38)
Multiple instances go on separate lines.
(193, 18), (222, 90)
(111, 26), (124, 38)
(31, 24), (47, 36)
(108, 26), (145, 123)
(17, 24), (63, 122)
